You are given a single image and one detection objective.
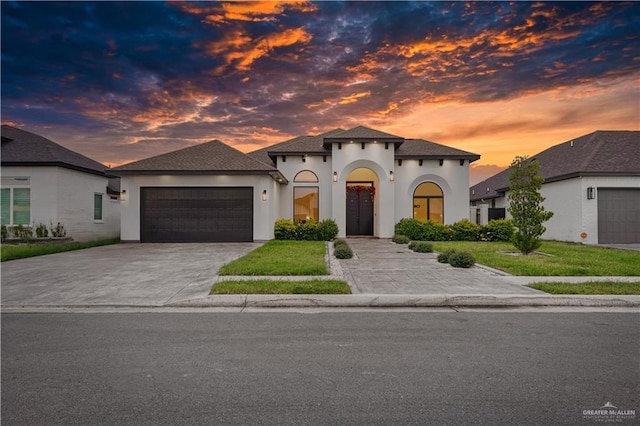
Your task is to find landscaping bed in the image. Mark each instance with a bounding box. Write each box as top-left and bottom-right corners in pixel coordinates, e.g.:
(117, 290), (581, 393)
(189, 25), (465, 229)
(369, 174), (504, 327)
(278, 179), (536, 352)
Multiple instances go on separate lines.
(430, 241), (640, 276)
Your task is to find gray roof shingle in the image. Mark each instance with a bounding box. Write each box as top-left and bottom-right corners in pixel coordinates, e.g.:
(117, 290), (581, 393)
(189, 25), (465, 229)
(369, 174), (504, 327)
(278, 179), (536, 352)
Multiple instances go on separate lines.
(324, 125), (403, 141)
(1, 125), (110, 176)
(112, 139), (277, 174)
(396, 139), (480, 161)
(470, 130), (640, 201)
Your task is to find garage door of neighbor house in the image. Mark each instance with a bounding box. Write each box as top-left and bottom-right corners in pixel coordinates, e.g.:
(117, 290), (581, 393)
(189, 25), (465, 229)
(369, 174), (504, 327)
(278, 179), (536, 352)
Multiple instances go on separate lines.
(141, 187), (253, 242)
(597, 188), (640, 244)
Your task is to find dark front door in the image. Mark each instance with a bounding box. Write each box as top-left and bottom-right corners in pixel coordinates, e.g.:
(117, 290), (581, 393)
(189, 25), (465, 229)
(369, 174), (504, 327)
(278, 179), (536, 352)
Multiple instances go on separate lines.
(141, 187), (253, 242)
(346, 188), (373, 236)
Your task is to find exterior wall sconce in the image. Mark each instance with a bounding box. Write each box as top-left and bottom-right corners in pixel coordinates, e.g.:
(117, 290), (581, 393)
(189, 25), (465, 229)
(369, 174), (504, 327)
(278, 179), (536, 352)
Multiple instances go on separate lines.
(587, 187), (595, 200)
(439, 159), (444, 166)
(460, 159), (465, 166)
(120, 189), (127, 202)
(333, 171), (338, 182)
(262, 190), (268, 202)
(389, 171), (395, 181)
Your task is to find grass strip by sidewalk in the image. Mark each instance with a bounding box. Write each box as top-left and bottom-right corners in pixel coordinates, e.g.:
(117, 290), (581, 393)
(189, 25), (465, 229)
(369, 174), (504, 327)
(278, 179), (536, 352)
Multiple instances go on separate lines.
(529, 281), (640, 295)
(1, 238), (120, 262)
(218, 240), (327, 276)
(211, 279), (351, 294)
(431, 241), (640, 276)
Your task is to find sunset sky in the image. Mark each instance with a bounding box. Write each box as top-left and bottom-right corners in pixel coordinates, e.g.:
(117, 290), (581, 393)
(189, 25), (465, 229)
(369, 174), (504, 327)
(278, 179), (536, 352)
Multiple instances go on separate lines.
(2, 1), (638, 184)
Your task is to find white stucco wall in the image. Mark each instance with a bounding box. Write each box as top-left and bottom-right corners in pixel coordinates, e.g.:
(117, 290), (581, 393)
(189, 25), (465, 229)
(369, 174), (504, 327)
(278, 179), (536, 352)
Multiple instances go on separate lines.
(274, 154), (333, 222)
(119, 174), (276, 241)
(394, 159), (471, 226)
(1, 166), (120, 241)
(270, 144), (473, 238)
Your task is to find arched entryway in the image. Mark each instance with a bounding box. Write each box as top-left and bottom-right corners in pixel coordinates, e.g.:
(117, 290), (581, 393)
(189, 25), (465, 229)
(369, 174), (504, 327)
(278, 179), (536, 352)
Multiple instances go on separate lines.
(346, 168), (377, 235)
(413, 182), (444, 223)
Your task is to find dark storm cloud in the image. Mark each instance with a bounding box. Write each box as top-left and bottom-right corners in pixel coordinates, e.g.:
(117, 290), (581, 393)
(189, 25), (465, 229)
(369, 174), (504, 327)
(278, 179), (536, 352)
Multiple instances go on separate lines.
(1, 1), (638, 166)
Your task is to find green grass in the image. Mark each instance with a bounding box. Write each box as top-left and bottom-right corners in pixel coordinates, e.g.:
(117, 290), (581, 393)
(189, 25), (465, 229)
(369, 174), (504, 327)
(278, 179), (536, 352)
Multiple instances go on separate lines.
(218, 240), (327, 276)
(431, 241), (640, 276)
(211, 279), (351, 294)
(529, 281), (640, 295)
(1, 238), (120, 262)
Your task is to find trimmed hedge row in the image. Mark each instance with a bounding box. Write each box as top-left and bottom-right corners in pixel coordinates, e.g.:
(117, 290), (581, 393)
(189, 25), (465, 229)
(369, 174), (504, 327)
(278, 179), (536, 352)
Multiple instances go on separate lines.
(274, 218), (339, 241)
(394, 218), (514, 242)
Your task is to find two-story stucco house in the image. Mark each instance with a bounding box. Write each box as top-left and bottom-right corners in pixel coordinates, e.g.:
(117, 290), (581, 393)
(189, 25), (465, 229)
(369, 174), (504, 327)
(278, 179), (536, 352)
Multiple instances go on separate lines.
(113, 126), (480, 242)
(1, 125), (120, 241)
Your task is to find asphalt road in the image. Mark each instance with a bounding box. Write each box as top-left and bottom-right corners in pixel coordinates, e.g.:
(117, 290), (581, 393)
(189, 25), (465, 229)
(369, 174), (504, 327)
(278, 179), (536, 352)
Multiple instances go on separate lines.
(2, 312), (638, 425)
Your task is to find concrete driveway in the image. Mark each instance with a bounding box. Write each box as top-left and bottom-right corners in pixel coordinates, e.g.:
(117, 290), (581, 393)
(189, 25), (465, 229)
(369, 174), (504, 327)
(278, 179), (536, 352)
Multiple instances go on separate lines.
(1, 243), (261, 307)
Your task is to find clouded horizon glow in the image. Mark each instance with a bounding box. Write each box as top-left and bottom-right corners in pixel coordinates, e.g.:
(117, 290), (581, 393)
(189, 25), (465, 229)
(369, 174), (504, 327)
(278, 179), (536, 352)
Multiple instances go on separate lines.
(2, 1), (638, 184)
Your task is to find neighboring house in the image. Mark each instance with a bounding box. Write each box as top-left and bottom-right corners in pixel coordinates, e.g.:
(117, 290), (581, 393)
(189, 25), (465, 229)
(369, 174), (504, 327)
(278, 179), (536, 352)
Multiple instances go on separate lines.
(1, 125), (120, 241)
(470, 131), (640, 244)
(113, 125), (479, 242)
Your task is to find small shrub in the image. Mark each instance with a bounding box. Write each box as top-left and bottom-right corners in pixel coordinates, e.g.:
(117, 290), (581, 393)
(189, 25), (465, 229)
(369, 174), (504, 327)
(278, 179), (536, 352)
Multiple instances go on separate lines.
(50, 221), (67, 238)
(317, 219), (339, 241)
(298, 218), (319, 241)
(449, 251), (476, 268)
(35, 222), (49, 238)
(1, 225), (7, 242)
(274, 219), (296, 240)
(392, 234), (410, 244)
(437, 249), (457, 263)
(394, 218), (453, 241)
(451, 219), (481, 241)
(481, 219), (515, 242)
(11, 224), (33, 240)
(408, 241), (433, 253)
(394, 218), (425, 240)
(333, 239), (353, 259)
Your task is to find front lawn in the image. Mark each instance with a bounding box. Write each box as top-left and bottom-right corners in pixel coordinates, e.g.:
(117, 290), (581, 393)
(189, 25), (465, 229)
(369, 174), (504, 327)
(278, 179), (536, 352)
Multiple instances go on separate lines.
(529, 281), (640, 295)
(218, 240), (327, 276)
(1, 238), (120, 262)
(430, 241), (640, 276)
(211, 279), (351, 294)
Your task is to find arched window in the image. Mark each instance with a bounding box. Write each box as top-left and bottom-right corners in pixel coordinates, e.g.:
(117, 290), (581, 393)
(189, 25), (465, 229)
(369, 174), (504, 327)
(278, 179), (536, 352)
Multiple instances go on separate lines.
(294, 170), (319, 182)
(413, 182), (444, 223)
(293, 170), (319, 221)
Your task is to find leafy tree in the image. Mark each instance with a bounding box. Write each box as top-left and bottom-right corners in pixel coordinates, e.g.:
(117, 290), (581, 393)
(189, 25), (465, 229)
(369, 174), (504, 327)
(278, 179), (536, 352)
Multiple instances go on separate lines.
(507, 156), (553, 255)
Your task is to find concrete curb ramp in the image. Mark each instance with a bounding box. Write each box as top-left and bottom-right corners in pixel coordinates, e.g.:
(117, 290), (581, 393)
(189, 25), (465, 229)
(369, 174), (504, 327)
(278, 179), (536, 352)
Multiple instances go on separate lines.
(169, 294), (640, 308)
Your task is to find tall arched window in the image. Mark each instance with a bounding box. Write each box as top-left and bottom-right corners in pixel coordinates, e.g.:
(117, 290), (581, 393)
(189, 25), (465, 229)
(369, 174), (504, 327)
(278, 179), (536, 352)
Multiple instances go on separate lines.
(413, 182), (444, 223)
(294, 170), (319, 221)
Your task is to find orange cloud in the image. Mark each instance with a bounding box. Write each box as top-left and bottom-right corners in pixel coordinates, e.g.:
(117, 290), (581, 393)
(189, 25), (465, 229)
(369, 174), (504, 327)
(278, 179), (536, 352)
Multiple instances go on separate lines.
(203, 26), (312, 72)
(174, 1), (317, 24)
(339, 91), (371, 105)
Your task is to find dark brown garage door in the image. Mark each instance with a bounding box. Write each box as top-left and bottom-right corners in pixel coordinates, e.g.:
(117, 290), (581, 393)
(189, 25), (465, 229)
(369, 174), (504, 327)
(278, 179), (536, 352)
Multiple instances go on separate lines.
(597, 188), (640, 244)
(141, 187), (253, 242)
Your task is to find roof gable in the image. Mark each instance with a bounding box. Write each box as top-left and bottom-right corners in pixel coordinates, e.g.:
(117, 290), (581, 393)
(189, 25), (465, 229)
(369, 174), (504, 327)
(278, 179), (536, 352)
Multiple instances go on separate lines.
(470, 130), (640, 201)
(1, 125), (109, 176)
(325, 125), (403, 141)
(112, 139), (277, 175)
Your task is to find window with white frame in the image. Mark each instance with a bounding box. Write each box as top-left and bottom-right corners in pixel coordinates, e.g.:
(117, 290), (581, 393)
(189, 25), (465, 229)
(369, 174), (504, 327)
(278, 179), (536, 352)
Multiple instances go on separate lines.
(1, 177), (31, 226)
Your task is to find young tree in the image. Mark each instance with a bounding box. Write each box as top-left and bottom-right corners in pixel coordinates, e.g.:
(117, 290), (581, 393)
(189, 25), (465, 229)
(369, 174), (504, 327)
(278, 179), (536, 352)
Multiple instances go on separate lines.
(507, 156), (553, 255)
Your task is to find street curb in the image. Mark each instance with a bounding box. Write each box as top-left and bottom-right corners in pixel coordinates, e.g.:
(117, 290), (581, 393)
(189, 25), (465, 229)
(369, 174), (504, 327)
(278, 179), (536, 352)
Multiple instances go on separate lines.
(168, 294), (640, 308)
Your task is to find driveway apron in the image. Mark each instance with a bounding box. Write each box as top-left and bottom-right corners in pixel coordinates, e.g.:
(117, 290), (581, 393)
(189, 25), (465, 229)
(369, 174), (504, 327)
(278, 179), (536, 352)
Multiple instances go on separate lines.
(1, 243), (261, 307)
(340, 239), (542, 295)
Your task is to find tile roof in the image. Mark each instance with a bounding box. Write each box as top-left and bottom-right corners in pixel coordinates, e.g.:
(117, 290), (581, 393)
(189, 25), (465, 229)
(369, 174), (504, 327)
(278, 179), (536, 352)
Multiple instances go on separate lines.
(112, 139), (277, 174)
(470, 130), (640, 201)
(1, 125), (110, 176)
(396, 139), (480, 161)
